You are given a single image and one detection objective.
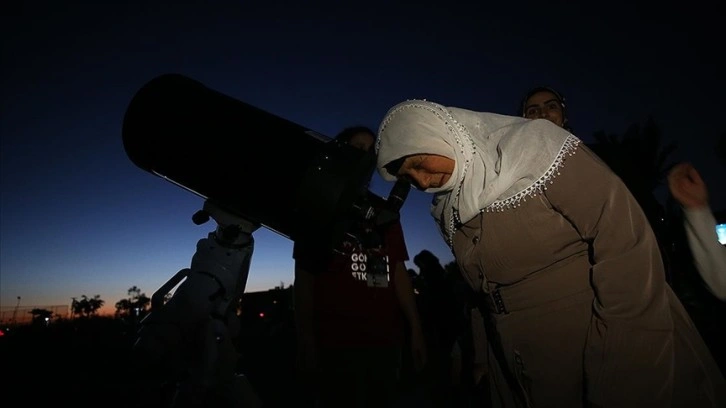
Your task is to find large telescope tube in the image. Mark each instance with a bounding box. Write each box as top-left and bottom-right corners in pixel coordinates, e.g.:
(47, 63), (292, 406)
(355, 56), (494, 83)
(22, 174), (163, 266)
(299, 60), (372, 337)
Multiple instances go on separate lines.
(122, 73), (375, 245)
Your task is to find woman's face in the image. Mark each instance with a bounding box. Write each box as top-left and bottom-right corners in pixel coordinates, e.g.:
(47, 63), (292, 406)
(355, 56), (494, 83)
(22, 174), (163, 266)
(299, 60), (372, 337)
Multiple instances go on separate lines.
(390, 154), (455, 191)
(523, 91), (565, 127)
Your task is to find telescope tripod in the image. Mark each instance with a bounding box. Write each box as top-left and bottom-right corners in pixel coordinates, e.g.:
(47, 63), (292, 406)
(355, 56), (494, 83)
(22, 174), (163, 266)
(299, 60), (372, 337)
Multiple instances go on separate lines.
(132, 200), (263, 408)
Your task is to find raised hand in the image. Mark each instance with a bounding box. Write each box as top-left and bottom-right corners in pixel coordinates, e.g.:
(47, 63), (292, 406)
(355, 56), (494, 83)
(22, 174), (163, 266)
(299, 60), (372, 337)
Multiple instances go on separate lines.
(667, 162), (709, 209)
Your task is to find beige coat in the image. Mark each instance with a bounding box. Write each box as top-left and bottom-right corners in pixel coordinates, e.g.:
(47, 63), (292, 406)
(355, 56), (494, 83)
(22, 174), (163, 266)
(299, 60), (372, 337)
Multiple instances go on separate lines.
(452, 145), (726, 407)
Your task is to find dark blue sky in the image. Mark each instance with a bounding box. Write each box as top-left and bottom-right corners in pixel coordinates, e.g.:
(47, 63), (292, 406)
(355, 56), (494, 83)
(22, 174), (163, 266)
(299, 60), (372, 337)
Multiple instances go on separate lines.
(1, 1), (724, 313)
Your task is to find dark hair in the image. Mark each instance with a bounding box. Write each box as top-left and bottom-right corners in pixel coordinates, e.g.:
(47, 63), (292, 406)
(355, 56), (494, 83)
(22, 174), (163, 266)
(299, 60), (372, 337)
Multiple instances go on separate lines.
(413, 249), (440, 267)
(413, 249), (446, 280)
(519, 86), (566, 116)
(334, 126), (375, 144)
(519, 86), (570, 131)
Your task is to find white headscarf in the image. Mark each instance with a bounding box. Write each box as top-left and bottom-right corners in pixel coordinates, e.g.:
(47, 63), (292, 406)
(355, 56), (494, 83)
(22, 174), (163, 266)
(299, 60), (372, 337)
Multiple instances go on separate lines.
(376, 99), (580, 247)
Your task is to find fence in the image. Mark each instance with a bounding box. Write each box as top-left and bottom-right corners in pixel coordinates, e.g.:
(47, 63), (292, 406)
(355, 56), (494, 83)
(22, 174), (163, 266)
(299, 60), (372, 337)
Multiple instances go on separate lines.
(0, 305), (69, 325)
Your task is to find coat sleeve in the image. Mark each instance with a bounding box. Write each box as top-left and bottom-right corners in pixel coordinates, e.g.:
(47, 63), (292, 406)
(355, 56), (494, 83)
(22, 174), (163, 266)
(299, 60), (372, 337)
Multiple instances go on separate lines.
(543, 143), (674, 407)
(683, 206), (726, 301)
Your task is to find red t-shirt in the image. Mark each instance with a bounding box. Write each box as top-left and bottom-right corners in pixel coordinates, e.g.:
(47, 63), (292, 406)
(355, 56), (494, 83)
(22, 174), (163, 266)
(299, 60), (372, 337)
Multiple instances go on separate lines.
(294, 220), (409, 348)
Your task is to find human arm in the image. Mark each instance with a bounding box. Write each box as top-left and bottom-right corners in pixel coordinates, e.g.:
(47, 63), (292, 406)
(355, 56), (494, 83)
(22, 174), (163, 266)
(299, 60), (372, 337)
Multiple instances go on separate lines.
(682, 207), (726, 300)
(293, 257), (316, 373)
(392, 260), (427, 372)
(545, 145), (674, 407)
(667, 162), (708, 209)
(385, 221), (427, 371)
(668, 162), (726, 301)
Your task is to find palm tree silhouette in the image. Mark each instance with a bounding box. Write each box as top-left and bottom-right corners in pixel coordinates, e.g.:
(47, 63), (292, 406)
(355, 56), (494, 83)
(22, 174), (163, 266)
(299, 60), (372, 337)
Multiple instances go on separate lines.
(589, 116), (677, 198)
(587, 117), (678, 281)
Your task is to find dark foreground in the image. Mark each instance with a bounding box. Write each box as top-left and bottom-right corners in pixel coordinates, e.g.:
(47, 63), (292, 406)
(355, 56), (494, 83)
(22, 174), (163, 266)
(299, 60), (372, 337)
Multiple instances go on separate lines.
(0, 316), (444, 408)
(2, 306), (724, 408)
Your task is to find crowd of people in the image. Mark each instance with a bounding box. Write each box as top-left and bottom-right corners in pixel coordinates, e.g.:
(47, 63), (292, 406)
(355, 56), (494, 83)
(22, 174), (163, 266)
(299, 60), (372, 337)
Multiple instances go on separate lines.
(280, 85), (726, 408)
(10, 90), (722, 408)
(371, 86), (725, 407)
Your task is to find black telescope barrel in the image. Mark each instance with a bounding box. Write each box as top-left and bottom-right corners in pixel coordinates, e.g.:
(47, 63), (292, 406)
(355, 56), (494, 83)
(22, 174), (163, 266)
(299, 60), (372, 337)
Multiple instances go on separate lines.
(122, 73), (373, 241)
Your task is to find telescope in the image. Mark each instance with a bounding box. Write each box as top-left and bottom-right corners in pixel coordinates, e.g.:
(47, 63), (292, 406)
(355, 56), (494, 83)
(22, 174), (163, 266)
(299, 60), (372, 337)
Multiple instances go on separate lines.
(122, 73), (387, 249)
(121, 74), (409, 407)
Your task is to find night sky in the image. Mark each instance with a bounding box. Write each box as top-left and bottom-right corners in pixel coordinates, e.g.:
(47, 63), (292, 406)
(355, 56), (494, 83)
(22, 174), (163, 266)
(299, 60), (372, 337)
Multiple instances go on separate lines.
(2, 1), (724, 315)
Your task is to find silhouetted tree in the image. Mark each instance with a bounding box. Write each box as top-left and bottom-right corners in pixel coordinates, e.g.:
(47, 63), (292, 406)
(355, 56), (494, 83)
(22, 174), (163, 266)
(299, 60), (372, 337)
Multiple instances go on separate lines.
(114, 285), (150, 320)
(71, 294), (105, 317)
(115, 298), (131, 316)
(590, 116), (677, 196)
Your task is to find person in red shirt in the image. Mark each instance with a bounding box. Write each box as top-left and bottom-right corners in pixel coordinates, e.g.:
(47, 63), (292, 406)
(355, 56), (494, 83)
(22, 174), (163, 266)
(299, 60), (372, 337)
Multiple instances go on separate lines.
(293, 126), (427, 408)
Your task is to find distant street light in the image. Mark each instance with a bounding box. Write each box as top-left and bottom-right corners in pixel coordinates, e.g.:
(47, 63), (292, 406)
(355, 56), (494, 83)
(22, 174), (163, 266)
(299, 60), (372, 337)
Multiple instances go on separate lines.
(11, 296), (21, 326)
